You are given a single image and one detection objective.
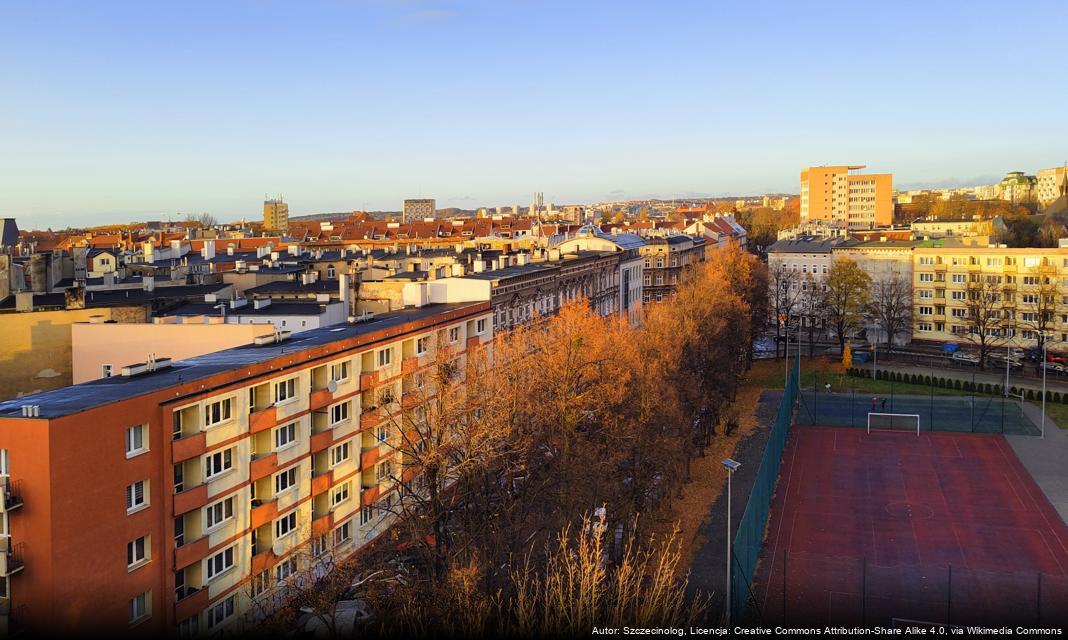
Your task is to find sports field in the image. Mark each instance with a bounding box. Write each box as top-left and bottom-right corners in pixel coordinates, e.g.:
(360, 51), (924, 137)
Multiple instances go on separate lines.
(750, 426), (1068, 626)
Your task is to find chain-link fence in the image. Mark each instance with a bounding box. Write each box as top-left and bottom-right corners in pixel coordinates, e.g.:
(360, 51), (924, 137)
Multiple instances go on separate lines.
(792, 366), (1044, 435)
(730, 358), (799, 623)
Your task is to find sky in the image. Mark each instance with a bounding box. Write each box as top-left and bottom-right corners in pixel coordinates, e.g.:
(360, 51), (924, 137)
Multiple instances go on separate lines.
(2, 0), (1067, 229)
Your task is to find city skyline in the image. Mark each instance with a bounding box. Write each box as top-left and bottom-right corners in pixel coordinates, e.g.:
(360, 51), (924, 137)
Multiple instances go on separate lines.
(3, 0), (1068, 228)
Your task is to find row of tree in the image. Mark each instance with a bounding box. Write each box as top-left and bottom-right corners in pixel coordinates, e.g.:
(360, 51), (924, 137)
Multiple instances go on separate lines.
(261, 245), (769, 636)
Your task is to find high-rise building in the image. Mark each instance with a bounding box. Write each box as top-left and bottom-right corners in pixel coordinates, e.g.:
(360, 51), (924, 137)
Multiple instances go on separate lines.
(1036, 166), (1068, 208)
(263, 198), (289, 234)
(402, 199), (435, 222)
(799, 165), (893, 229)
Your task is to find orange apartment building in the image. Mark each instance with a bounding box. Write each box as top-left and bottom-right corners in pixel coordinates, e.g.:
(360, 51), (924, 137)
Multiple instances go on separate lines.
(0, 301), (493, 636)
(800, 165), (893, 229)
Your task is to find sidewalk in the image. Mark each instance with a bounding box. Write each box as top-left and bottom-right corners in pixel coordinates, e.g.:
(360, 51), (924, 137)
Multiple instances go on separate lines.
(1009, 403), (1068, 524)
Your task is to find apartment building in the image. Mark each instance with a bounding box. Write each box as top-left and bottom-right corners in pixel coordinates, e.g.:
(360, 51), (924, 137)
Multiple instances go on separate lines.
(911, 246), (1068, 347)
(638, 235), (705, 303)
(800, 165), (893, 229)
(0, 301), (493, 636)
(263, 199), (289, 234)
(1037, 166), (1068, 208)
(402, 199), (435, 222)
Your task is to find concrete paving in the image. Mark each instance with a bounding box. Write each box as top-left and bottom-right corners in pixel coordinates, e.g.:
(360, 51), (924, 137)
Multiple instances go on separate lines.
(1008, 402), (1068, 524)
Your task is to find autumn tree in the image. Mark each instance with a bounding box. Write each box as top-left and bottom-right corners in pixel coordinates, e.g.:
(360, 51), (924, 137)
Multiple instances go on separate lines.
(770, 267), (803, 358)
(961, 270), (1010, 367)
(866, 273), (912, 353)
(822, 258), (872, 354)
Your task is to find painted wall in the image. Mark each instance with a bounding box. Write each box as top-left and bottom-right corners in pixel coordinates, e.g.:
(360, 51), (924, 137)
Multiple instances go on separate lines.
(0, 306), (147, 400)
(71, 322), (278, 384)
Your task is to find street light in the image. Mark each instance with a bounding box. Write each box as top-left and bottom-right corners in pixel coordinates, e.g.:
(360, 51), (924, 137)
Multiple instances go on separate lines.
(721, 458), (742, 625)
(1041, 335), (1050, 439)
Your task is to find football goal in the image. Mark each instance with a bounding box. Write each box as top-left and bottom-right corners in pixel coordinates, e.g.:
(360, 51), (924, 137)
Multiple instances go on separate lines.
(867, 412), (921, 435)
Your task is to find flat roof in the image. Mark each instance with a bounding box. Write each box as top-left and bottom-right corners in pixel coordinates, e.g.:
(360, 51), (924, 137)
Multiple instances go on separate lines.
(0, 302), (482, 420)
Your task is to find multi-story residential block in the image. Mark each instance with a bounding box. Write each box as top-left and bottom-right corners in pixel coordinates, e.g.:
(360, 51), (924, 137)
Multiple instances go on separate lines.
(800, 165), (893, 229)
(995, 172), (1037, 204)
(263, 199), (289, 234)
(911, 246), (1068, 348)
(0, 301), (493, 636)
(1037, 166), (1068, 208)
(638, 235), (705, 304)
(402, 199), (436, 222)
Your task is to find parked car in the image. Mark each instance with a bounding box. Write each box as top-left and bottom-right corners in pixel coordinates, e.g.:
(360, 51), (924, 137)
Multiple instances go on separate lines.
(951, 351), (980, 366)
(987, 354), (1024, 370)
(1008, 347), (1026, 359)
(1041, 361), (1068, 375)
(851, 349), (872, 364)
(1046, 351), (1068, 364)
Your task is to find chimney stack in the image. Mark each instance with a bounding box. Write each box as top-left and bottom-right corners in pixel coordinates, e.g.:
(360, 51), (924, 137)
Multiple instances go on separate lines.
(202, 240), (215, 261)
(142, 276), (155, 292)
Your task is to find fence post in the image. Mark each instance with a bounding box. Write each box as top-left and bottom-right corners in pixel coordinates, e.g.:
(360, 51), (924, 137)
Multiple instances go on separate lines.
(851, 389), (855, 428)
(929, 374), (934, 432)
(783, 549), (787, 625)
(1036, 572), (1042, 624)
(861, 556), (867, 626)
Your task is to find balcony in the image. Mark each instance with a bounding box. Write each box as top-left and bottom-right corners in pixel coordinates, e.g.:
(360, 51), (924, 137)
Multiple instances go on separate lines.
(174, 483), (209, 515)
(0, 542), (25, 576)
(310, 388), (334, 411)
(361, 445), (391, 470)
(174, 585), (209, 621)
(360, 408), (383, 431)
(249, 406), (278, 434)
(250, 452), (279, 482)
(1, 480), (24, 512)
(359, 371), (379, 390)
(361, 485), (380, 507)
(312, 511), (335, 536)
(251, 498), (279, 530)
(174, 534), (210, 570)
(311, 469), (334, 496)
(466, 336), (480, 350)
(172, 431), (207, 462)
(310, 429), (334, 454)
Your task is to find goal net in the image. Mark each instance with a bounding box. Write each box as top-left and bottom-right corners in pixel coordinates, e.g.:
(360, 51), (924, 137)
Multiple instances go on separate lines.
(867, 412), (921, 435)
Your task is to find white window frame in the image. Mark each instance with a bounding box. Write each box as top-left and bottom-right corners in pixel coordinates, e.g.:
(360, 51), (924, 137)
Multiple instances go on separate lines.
(204, 448), (234, 480)
(377, 348), (392, 369)
(125, 424), (148, 458)
(204, 496), (235, 531)
(330, 442), (350, 467)
(330, 361), (350, 383)
(206, 595), (235, 628)
(331, 482), (350, 507)
(127, 535), (150, 570)
(203, 397), (233, 428)
(329, 402), (349, 426)
(102, 364), (113, 378)
(275, 511), (297, 539)
(475, 318), (486, 335)
(334, 521), (351, 545)
(274, 378), (297, 405)
(275, 467), (297, 494)
(206, 546), (235, 582)
(126, 480), (149, 514)
(128, 590), (151, 625)
(274, 422), (297, 450)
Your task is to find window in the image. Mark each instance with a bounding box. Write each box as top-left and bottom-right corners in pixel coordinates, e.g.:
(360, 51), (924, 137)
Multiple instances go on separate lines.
(102, 364), (113, 378)
(206, 547), (235, 581)
(311, 534), (329, 558)
(274, 378), (297, 404)
(127, 536), (149, 568)
(919, 306), (933, 316)
(330, 402), (349, 425)
(275, 511), (297, 538)
(126, 480), (148, 513)
(330, 361), (350, 382)
(919, 256), (933, 265)
(204, 448), (234, 480)
(331, 442), (350, 467)
(203, 398), (232, 428)
(952, 291), (966, 301)
(274, 422), (297, 449)
(475, 319), (486, 334)
(276, 557), (297, 582)
(334, 521), (352, 545)
(129, 591), (150, 624)
(918, 290), (933, 299)
(1025, 257), (1040, 268)
(415, 336), (430, 355)
(207, 595), (235, 628)
(360, 505), (374, 526)
(205, 497), (234, 529)
(952, 308), (967, 318)
(376, 461), (392, 482)
(251, 570), (271, 597)
(951, 274), (965, 283)
(125, 424), (148, 457)
(332, 482), (350, 506)
(919, 273), (933, 282)
(177, 615), (199, 638)
(275, 467), (297, 493)
(376, 424), (390, 443)
(378, 493), (394, 518)
(917, 322), (933, 332)
(448, 327), (460, 343)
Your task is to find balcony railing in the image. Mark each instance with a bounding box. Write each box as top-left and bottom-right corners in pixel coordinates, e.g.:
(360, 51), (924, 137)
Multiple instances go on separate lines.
(1, 542), (25, 577)
(1, 480), (23, 512)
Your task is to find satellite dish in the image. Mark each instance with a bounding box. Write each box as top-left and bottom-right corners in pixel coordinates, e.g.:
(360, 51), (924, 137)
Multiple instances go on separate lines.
(327, 380), (338, 394)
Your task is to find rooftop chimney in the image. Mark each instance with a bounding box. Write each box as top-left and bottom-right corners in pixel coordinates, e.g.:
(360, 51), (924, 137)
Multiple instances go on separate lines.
(142, 276), (155, 292)
(202, 240), (215, 261)
(253, 298), (271, 310)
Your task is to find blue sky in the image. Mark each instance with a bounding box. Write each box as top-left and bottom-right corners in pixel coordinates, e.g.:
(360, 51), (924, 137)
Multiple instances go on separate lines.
(2, 0), (1066, 229)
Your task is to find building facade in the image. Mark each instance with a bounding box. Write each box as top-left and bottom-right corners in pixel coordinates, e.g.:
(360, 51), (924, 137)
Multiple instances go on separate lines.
(0, 302), (492, 636)
(263, 199), (289, 235)
(638, 235), (705, 304)
(402, 199), (436, 222)
(800, 165), (893, 229)
(1037, 166), (1068, 208)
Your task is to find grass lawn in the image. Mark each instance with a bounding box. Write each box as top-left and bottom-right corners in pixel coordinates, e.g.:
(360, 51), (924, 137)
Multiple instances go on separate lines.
(746, 357), (1006, 398)
(1027, 401), (1068, 430)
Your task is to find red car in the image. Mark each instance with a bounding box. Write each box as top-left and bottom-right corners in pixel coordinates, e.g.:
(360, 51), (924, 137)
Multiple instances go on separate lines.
(1046, 351), (1068, 364)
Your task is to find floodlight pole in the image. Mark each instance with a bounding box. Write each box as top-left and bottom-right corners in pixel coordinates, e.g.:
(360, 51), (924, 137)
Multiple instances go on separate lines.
(721, 459), (741, 626)
(1005, 343), (1010, 396)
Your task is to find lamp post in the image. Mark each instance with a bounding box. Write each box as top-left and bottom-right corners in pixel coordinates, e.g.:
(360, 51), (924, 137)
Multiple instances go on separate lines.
(1042, 335), (1049, 439)
(722, 458), (742, 625)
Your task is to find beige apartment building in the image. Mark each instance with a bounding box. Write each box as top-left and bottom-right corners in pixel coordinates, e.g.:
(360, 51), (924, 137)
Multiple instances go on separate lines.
(263, 199), (289, 234)
(800, 165), (893, 229)
(912, 246), (1068, 348)
(1037, 166), (1068, 208)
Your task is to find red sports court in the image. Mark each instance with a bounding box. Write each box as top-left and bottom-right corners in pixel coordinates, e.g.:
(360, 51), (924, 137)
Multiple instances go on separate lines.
(751, 426), (1068, 626)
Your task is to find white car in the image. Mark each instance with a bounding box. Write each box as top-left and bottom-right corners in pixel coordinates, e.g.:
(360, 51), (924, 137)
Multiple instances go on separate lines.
(951, 351), (980, 365)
